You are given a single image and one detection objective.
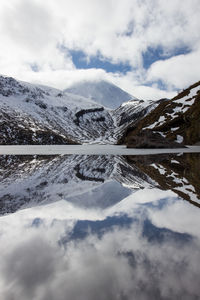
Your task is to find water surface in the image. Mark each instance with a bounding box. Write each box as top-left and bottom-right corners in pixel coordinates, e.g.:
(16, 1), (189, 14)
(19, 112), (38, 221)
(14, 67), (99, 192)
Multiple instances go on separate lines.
(0, 151), (200, 300)
(0, 144), (200, 155)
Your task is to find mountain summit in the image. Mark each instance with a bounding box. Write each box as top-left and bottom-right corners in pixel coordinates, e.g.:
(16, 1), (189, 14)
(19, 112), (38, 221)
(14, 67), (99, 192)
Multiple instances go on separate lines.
(65, 80), (136, 109)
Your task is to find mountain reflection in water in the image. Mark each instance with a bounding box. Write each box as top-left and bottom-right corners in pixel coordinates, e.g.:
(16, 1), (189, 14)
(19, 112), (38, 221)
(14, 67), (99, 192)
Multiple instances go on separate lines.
(0, 153), (200, 300)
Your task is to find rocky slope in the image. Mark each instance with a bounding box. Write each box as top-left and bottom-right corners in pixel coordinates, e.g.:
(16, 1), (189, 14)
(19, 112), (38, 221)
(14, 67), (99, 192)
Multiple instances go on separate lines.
(123, 81), (200, 147)
(0, 105), (76, 145)
(112, 98), (160, 143)
(0, 76), (115, 144)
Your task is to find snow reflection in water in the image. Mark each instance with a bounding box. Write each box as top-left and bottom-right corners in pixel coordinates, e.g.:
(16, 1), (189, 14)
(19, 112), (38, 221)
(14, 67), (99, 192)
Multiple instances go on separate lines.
(0, 153), (200, 300)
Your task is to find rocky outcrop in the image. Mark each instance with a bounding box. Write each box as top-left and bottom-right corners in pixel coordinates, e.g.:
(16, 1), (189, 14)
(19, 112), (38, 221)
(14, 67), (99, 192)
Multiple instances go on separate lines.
(127, 130), (185, 148)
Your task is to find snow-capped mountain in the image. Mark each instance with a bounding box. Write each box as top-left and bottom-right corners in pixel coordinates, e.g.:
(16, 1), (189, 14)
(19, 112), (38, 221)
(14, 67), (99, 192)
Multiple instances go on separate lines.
(0, 76), (116, 144)
(1, 74), (199, 146)
(0, 75), (156, 145)
(65, 80), (137, 109)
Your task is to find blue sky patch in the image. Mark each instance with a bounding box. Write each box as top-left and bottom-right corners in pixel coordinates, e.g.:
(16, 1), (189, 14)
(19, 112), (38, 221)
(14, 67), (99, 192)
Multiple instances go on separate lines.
(30, 63), (40, 72)
(143, 45), (191, 69)
(143, 79), (169, 91)
(119, 21), (134, 37)
(69, 49), (131, 74)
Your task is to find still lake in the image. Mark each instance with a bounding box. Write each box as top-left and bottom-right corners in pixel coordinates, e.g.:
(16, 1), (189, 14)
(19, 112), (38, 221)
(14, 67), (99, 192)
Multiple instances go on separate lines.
(0, 146), (200, 300)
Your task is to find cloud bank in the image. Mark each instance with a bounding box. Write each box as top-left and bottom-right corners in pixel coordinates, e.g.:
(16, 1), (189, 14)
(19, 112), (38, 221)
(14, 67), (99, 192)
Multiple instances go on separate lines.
(0, 0), (200, 99)
(0, 190), (200, 300)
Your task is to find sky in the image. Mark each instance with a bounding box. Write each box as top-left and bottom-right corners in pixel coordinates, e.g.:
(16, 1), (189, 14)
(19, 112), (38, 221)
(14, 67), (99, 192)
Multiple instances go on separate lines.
(0, 0), (200, 100)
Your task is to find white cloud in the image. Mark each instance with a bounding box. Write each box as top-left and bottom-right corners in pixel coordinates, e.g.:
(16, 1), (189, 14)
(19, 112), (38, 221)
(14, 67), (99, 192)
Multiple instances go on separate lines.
(104, 71), (177, 100)
(12, 68), (176, 100)
(0, 0), (199, 99)
(0, 193), (200, 300)
(147, 50), (200, 89)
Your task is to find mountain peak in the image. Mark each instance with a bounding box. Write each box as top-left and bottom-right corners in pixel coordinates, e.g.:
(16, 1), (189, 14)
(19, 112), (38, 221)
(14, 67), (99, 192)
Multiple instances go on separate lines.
(64, 79), (137, 109)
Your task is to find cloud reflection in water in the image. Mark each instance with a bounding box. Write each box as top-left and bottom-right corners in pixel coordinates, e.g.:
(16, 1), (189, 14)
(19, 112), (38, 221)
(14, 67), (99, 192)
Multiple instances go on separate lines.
(0, 154), (200, 299)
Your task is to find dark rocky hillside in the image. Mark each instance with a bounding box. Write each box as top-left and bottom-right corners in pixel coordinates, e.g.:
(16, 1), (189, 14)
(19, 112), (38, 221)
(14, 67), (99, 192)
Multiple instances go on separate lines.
(122, 81), (200, 147)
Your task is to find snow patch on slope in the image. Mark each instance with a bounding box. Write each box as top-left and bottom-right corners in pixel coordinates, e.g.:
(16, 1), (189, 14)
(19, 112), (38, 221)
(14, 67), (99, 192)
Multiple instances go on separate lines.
(143, 84), (200, 135)
(0, 76), (116, 144)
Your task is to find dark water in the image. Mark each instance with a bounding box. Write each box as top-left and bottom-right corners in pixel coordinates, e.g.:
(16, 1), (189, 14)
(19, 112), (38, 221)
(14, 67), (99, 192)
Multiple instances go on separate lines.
(0, 153), (200, 300)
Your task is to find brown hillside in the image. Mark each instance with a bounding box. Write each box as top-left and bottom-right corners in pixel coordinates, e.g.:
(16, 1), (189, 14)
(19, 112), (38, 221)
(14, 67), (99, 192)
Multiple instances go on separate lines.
(122, 81), (200, 147)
